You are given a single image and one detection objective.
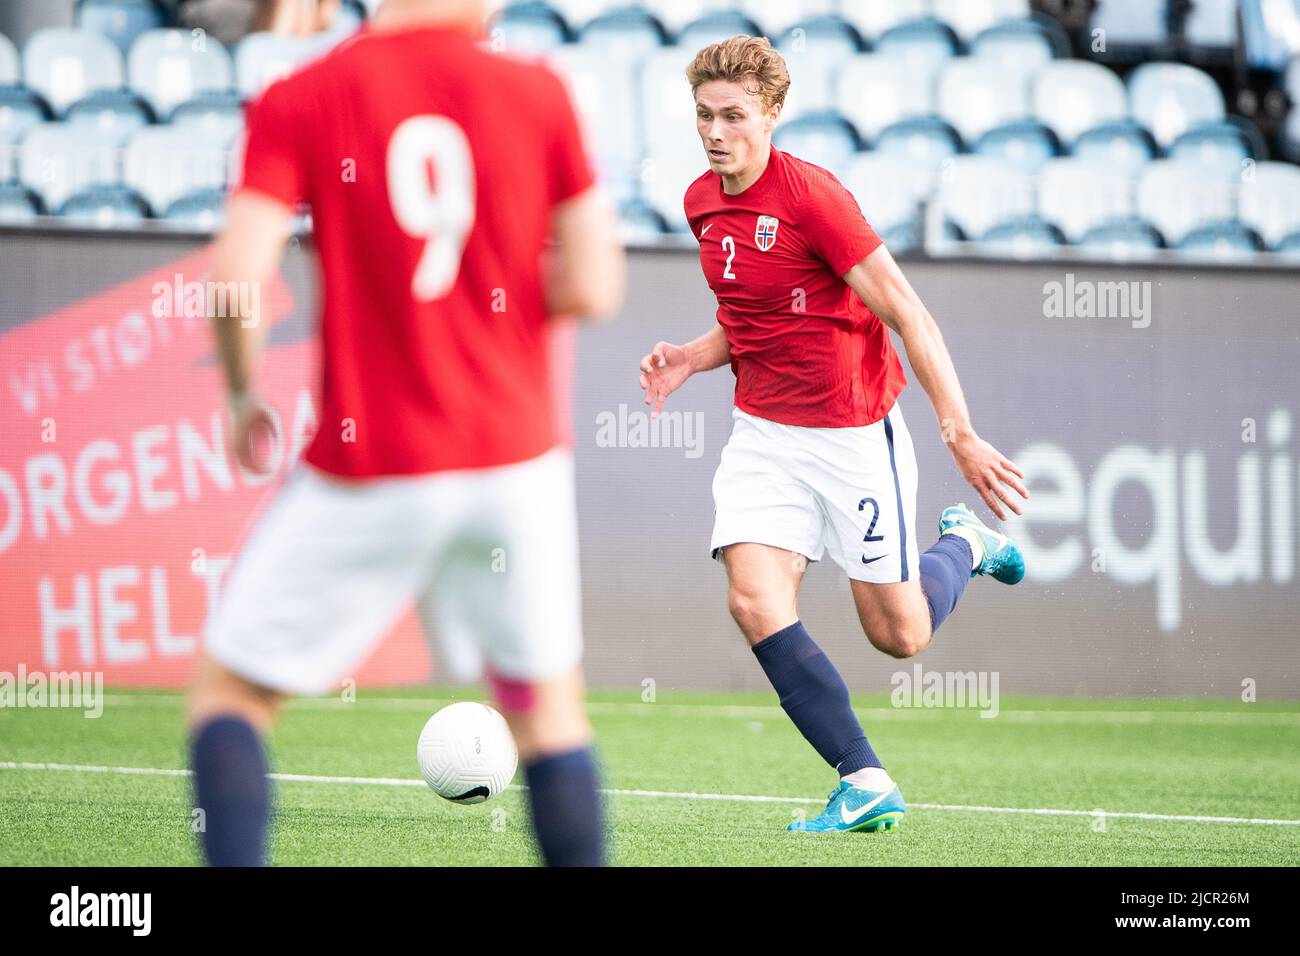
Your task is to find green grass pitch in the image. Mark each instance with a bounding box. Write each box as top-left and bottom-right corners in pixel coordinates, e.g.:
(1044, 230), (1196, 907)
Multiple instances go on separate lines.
(2, 688), (1298, 866)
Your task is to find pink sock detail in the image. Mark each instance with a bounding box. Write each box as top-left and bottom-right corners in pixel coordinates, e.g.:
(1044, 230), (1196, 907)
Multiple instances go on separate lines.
(488, 669), (537, 712)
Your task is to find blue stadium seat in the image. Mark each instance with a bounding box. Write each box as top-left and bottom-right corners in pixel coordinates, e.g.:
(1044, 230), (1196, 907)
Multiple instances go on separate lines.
(58, 182), (150, 226)
(23, 28), (125, 116)
(975, 120), (1059, 175)
(65, 89), (153, 138)
(1135, 159), (1237, 244)
(617, 196), (669, 242)
(675, 11), (761, 50)
(741, 0), (838, 37)
(935, 155), (1035, 238)
(835, 0), (928, 43)
(1037, 157), (1135, 242)
(578, 8), (668, 58)
(779, 46), (838, 120)
(876, 18), (958, 85)
(76, 0), (164, 56)
(0, 33), (17, 86)
(936, 58), (1032, 145)
(874, 116), (962, 172)
(169, 90), (244, 142)
(1077, 217), (1165, 258)
(1283, 56), (1300, 162)
(638, 47), (697, 163)
(1033, 60), (1129, 144)
(1169, 119), (1265, 180)
(979, 214), (1066, 258)
(771, 112), (861, 175)
(123, 124), (232, 215)
(163, 186), (227, 230)
(1237, 161), (1300, 248)
(1070, 120), (1157, 175)
(234, 32), (315, 99)
(932, 0), (1032, 43)
(1089, 0), (1171, 50)
(639, 151), (705, 233)
(128, 29), (234, 119)
(548, 0), (606, 34)
(840, 152), (933, 234)
(547, 46), (641, 197)
(777, 16), (864, 61)
(0, 182), (43, 223)
(1177, 220), (1265, 260)
(490, 2), (570, 53)
(834, 53), (933, 143)
(0, 88), (53, 181)
(970, 17), (1068, 85)
(1128, 62), (1225, 150)
(1184, 0), (1239, 53)
(18, 122), (121, 211)
(1239, 0), (1300, 71)
(1275, 229), (1300, 258)
(643, 0), (715, 35)
(879, 216), (924, 253)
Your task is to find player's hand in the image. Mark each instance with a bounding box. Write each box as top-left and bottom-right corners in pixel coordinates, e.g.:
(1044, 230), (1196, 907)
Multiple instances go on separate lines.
(229, 391), (279, 475)
(638, 341), (692, 418)
(950, 433), (1029, 520)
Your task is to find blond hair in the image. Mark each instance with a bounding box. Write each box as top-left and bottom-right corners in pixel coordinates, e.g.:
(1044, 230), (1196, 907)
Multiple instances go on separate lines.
(685, 35), (791, 113)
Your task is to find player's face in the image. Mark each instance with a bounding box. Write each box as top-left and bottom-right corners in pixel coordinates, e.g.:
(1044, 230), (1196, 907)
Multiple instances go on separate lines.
(694, 81), (779, 179)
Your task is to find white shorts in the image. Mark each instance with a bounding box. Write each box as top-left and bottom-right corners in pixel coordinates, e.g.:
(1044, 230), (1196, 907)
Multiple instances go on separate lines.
(710, 404), (920, 584)
(203, 447), (582, 695)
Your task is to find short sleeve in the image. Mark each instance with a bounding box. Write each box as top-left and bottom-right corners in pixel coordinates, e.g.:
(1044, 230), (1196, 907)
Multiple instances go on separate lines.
(801, 175), (883, 276)
(237, 81), (307, 209)
(543, 68), (596, 207)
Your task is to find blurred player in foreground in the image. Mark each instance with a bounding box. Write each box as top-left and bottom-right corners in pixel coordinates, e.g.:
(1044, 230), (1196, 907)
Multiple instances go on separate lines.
(639, 36), (1028, 833)
(187, 0), (624, 866)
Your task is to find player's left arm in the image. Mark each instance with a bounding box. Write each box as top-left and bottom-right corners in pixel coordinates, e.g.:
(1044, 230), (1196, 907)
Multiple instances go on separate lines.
(209, 190), (296, 475)
(841, 246), (1029, 519)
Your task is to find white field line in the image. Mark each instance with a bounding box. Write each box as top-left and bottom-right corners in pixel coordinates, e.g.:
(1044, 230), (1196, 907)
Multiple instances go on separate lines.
(93, 694), (1300, 726)
(3, 760), (1299, 828)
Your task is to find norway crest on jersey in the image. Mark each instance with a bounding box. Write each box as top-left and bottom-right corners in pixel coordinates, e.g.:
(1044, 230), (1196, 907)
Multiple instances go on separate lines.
(755, 215), (780, 252)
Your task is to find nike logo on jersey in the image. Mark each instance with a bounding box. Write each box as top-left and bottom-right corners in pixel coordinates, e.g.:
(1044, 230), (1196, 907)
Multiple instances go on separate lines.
(861, 554), (885, 565)
(841, 789), (894, 824)
(699, 223), (713, 239)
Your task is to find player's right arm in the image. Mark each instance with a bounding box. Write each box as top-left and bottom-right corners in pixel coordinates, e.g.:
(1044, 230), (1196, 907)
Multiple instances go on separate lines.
(545, 185), (625, 322)
(638, 322), (730, 417)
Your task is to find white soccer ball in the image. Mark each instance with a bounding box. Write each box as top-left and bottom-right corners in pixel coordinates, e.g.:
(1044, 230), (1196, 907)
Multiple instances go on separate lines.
(416, 702), (518, 804)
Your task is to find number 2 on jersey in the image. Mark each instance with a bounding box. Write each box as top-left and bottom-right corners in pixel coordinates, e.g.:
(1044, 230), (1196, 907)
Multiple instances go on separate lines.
(721, 235), (737, 280)
(386, 115), (476, 301)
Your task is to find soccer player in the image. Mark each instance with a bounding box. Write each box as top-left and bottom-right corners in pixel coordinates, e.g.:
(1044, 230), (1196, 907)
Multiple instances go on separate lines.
(638, 36), (1029, 833)
(187, 0), (624, 866)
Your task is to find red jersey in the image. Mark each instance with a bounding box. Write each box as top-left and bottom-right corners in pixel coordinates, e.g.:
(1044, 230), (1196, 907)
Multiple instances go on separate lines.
(238, 24), (594, 476)
(684, 145), (906, 427)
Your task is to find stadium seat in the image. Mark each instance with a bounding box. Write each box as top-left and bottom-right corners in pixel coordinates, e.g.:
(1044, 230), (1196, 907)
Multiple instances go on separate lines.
(932, 0), (1032, 43)
(1168, 120), (1265, 180)
(771, 112), (861, 175)
(0, 88), (53, 181)
(641, 0), (721, 35)
(1077, 216), (1165, 258)
(0, 32), (17, 86)
(58, 182), (150, 226)
(617, 195), (669, 241)
(490, 2), (570, 52)
(779, 47), (837, 120)
(1070, 120), (1158, 175)
(123, 124), (233, 215)
(0, 182), (42, 223)
(1275, 229), (1300, 257)
(970, 17), (1068, 85)
(638, 47), (697, 161)
(1037, 157), (1134, 241)
(1237, 161), (1300, 248)
(1177, 220), (1265, 260)
(974, 120), (1059, 175)
(874, 116), (962, 172)
(1089, 0), (1171, 50)
(22, 28), (125, 116)
(577, 8), (667, 58)
(64, 89), (153, 138)
(936, 58), (1032, 145)
(640, 151), (705, 232)
(1282, 56), (1300, 162)
(18, 122), (121, 211)
(740, 0), (838, 36)
(840, 152), (933, 234)
(169, 90), (245, 142)
(1032, 60), (1129, 144)
(836, 0), (928, 43)
(76, 0), (164, 56)
(128, 29), (235, 119)
(675, 11), (762, 50)
(934, 155), (1035, 239)
(875, 18), (958, 86)
(234, 32), (316, 98)
(547, 46), (641, 195)
(163, 186), (227, 230)
(1128, 62), (1225, 150)
(777, 16), (864, 61)
(1135, 159), (1237, 244)
(834, 53), (933, 143)
(546, 0), (608, 33)
(1183, 0), (1239, 53)
(979, 214), (1066, 258)
(879, 216), (924, 253)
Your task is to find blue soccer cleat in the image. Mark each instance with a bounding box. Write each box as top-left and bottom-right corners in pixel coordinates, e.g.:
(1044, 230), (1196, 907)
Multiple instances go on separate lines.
(939, 503), (1025, 584)
(787, 781), (906, 833)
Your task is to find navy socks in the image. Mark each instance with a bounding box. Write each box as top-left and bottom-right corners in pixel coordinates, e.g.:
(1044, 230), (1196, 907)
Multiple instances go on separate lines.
(523, 747), (605, 867)
(752, 621), (881, 775)
(920, 534), (974, 633)
(190, 716), (270, 867)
